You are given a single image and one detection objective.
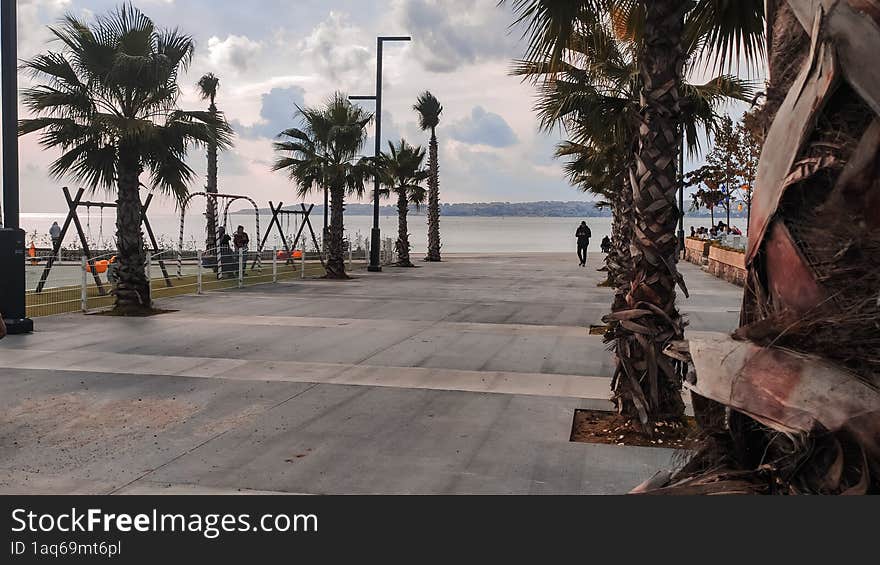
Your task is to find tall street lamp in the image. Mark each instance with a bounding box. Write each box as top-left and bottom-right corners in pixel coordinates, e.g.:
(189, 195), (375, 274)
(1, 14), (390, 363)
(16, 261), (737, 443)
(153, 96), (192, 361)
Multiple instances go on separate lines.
(677, 127), (685, 258)
(1, 0), (34, 334)
(351, 35), (410, 273)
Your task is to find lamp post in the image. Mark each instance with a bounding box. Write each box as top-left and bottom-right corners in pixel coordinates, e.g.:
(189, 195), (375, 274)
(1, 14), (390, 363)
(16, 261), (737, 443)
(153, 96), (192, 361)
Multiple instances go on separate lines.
(1, 0), (34, 334)
(678, 127), (685, 257)
(351, 35), (410, 273)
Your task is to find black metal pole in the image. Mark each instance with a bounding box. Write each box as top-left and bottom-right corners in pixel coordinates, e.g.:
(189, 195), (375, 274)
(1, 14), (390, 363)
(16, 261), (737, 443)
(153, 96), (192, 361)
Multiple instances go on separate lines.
(1, 0), (33, 334)
(2, 0), (19, 229)
(678, 129), (685, 253)
(368, 38), (384, 272)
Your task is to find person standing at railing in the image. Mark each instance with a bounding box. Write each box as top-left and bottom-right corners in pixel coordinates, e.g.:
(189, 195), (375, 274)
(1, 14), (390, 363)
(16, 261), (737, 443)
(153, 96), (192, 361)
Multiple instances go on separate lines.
(233, 226), (250, 278)
(233, 225), (249, 254)
(49, 221), (62, 259)
(217, 226), (235, 278)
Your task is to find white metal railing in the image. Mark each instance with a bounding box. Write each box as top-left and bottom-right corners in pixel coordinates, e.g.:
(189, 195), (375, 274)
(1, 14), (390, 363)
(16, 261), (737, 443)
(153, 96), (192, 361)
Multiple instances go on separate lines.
(27, 241), (369, 318)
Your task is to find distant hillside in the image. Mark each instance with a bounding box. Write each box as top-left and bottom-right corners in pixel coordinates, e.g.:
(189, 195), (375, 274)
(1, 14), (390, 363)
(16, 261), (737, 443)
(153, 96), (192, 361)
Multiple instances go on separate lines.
(237, 201), (612, 217)
(234, 200), (747, 219)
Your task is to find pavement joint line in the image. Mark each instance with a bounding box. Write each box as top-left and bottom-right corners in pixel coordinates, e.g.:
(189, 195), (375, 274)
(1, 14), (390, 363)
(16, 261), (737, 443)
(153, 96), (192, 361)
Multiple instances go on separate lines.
(157, 312), (595, 338)
(0, 349), (614, 401)
(162, 292), (617, 310)
(347, 300), (477, 367)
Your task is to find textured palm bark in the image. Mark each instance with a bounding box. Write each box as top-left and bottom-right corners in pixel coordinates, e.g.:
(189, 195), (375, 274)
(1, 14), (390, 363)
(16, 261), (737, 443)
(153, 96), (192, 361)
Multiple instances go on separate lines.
(425, 129), (442, 262)
(326, 185), (347, 279)
(609, 176), (633, 312)
(395, 191), (413, 267)
(114, 148), (151, 313)
(611, 0), (688, 425)
(648, 0), (880, 494)
(205, 103), (219, 255)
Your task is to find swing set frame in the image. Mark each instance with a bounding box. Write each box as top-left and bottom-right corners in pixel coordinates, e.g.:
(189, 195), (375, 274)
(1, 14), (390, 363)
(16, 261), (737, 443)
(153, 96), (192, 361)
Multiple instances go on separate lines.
(34, 187), (172, 295)
(252, 201), (324, 270)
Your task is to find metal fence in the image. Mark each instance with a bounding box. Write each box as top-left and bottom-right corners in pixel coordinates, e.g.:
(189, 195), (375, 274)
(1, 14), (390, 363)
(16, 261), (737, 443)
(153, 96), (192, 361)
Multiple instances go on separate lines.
(26, 244), (369, 318)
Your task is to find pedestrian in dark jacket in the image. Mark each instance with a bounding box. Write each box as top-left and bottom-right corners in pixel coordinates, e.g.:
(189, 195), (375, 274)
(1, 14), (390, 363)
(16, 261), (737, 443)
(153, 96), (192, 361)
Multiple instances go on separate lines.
(576, 221), (592, 267)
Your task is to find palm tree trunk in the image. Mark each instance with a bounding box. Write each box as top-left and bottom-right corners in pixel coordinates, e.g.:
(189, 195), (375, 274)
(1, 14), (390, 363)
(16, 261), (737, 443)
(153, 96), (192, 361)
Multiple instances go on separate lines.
(326, 184), (347, 279)
(651, 0), (880, 494)
(396, 190), (412, 267)
(114, 148), (151, 313)
(323, 185), (330, 256)
(425, 128), (442, 262)
(205, 140), (218, 255)
(610, 175), (633, 312)
(205, 104), (219, 256)
(611, 0), (688, 426)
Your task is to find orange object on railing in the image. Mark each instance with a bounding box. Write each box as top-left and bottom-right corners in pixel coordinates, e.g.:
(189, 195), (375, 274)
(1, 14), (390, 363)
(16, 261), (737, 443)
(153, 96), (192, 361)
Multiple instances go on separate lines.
(28, 243), (38, 265)
(86, 260), (110, 274)
(277, 250), (304, 260)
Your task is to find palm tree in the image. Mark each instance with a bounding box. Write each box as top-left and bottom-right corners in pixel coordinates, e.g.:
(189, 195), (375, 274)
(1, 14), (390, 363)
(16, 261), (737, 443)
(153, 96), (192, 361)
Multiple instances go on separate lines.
(510, 1), (758, 425)
(413, 92), (444, 262)
(19, 4), (230, 314)
(378, 140), (429, 267)
(197, 73), (231, 257)
(273, 93), (373, 278)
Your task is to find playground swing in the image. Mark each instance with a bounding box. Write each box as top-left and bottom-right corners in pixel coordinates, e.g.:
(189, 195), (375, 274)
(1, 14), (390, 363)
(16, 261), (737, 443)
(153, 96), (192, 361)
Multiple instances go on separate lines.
(97, 205), (106, 250)
(250, 201), (324, 271)
(35, 187), (172, 295)
(178, 192), (262, 279)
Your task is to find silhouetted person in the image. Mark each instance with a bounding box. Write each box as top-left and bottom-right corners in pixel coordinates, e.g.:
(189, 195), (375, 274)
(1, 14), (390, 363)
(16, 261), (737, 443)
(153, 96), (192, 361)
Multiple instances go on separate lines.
(49, 221), (61, 249)
(217, 226), (235, 278)
(600, 236), (612, 254)
(233, 225), (249, 253)
(576, 221), (592, 267)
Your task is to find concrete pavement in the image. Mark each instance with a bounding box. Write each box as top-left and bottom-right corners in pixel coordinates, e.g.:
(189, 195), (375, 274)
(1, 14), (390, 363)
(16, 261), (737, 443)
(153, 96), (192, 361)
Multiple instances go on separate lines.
(0, 253), (742, 494)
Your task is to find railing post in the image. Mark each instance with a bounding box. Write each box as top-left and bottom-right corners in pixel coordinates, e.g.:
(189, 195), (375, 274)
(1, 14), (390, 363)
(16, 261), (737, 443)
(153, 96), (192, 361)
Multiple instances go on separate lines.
(272, 247), (278, 283)
(348, 241), (353, 269)
(80, 255), (88, 313)
(301, 244), (306, 279)
(238, 248), (244, 288)
(197, 250), (203, 294)
(146, 251), (152, 302)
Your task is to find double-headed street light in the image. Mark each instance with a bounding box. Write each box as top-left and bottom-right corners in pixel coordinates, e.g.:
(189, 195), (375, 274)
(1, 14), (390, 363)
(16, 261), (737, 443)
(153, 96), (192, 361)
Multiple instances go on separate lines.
(350, 35), (410, 273)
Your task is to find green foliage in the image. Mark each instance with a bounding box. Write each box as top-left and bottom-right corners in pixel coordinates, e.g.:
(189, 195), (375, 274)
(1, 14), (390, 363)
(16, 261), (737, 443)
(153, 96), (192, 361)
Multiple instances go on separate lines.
(272, 92), (374, 197)
(413, 92), (443, 132)
(510, 3), (755, 201)
(19, 3), (232, 202)
(377, 139), (430, 209)
(198, 73), (221, 106)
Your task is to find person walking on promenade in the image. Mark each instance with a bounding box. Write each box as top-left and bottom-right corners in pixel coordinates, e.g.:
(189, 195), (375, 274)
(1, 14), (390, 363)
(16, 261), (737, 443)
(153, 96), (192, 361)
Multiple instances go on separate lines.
(601, 236), (612, 254)
(576, 221), (592, 267)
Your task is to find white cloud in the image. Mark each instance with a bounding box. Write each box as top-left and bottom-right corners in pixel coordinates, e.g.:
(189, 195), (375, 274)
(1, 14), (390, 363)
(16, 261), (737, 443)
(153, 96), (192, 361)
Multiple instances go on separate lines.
(296, 12), (371, 85)
(390, 0), (515, 73)
(206, 35), (263, 74)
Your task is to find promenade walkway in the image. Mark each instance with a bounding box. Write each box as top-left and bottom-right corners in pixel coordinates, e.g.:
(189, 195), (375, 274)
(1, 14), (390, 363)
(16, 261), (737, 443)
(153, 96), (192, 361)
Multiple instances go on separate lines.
(0, 253), (743, 494)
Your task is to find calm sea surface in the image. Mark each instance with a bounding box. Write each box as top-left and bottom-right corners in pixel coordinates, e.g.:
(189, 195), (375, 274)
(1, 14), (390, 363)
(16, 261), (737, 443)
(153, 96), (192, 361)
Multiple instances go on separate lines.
(20, 212), (748, 254)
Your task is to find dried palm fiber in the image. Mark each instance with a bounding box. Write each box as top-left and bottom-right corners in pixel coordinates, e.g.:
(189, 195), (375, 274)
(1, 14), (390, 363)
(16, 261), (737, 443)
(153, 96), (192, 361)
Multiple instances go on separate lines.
(637, 0), (880, 495)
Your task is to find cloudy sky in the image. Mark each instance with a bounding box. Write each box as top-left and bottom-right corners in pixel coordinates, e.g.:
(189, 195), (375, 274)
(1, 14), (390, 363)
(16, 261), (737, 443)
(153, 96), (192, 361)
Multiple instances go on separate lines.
(7, 0), (749, 214)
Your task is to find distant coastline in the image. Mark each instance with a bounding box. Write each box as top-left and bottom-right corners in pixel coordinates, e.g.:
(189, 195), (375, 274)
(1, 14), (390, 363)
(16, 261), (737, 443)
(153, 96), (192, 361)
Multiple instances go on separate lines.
(233, 200), (746, 219)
